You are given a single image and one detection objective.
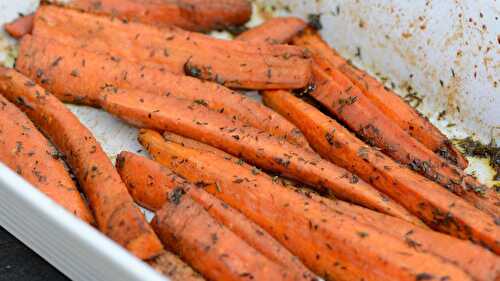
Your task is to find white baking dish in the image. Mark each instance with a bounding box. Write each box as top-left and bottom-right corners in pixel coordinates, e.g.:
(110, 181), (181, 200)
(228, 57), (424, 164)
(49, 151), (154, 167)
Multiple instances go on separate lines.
(0, 0), (498, 280)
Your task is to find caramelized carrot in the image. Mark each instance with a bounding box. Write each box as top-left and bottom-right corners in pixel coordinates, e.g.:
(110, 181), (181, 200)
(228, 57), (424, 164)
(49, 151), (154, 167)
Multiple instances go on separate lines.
(309, 63), (499, 216)
(4, 14), (33, 39)
(0, 68), (163, 260)
(48, 0), (252, 32)
(262, 90), (500, 253)
(15, 35), (309, 148)
(97, 87), (419, 223)
(117, 151), (316, 280)
(0, 94), (94, 224)
(148, 251), (205, 281)
(151, 193), (299, 281)
(140, 129), (476, 281)
(33, 5), (312, 90)
(237, 17), (307, 44)
(293, 28), (468, 169)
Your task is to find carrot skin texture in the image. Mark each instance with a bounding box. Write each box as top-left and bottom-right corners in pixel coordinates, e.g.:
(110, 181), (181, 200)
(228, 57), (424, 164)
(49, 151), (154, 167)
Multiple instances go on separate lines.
(140, 129), (475, 281)
(15, 35), (309, 148)
(237, 17), (307, 44)
(0, 94), (94, 224)
(97, 86), (418, 223)
(151, 194), (297, 281)
(4, 14), (34, 39)
(292, 29), (468, 169)
(33, 6), (311, 90)
(309, 64), (499, 216)
(0, 68), (163, 260)
(261, 90), (500, 254)
(148, 251), (206, 281)
(116, 151), (316, 280)
(49, 0), (252, 32)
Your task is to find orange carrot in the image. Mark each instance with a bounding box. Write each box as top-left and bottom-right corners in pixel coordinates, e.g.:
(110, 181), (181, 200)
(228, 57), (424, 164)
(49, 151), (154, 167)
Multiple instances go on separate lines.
(140, 129), (476, 281)
(292, 28), (468, 169)
(97, 86), (419, 223)
(47, 0), (252, 32)
(0, 68), (163, 260)
(151, 193), (299, 281)
(283, 185), (500, 281)
(4, 14), (33, 39)
(261, 90), (500, 253)
(0, 94), (94, 224)
(148, 251), (205, 281)
(309, 63), (499, 216)
(237, 17), (307, 44)
(32, 5), (312, 90)
(15, 35), (310, 148)
(117, 151), (316, 280)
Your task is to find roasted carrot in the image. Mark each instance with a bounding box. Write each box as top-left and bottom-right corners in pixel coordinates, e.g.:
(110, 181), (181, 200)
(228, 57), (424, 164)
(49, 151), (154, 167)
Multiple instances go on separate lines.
(261, 90), (500, 253)
(284, 185), (500, 281)
(46, 0), (252, 32)
(0, 68), (163, 260)
(0, 94), (94, 224)
(151, 193), (299, 281)
(97, 86), (419, 223)
(148, 251), (205, 281)
(237, 17), (307, 44)
(32, 5), (311, 90)
(293, 28), (468, 169)
(140, 129), (477, 281)
(117, 151), (316, 280)
(293, 29), (475, 179)
(3, 14), (33, 39)
(308, 63), (499, 216)
(15, 35), (309, 148)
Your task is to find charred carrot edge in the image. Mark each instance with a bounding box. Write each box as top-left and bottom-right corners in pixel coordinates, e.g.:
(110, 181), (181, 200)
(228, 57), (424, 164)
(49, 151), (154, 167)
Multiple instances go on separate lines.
(117, 151), (316, 280)
(15, 35), (310, 148)
(293, 28), (468, 169)
(148, 251), (205, 281)
(33, 5), (312, 90)
(151, 192), (296, 281)
(140, 129), (476, 281)
(261, 90), (500, 254)
(237, 17), (307, 44)
(308, 62), (499, 216)
(0, 94), (94, 224)
(48, 0), (252, 32)
(96, 86), (419, 223)
(284, 185), (500, 281)
(3, 13), (33, 39)
(0, 68), (163, 260)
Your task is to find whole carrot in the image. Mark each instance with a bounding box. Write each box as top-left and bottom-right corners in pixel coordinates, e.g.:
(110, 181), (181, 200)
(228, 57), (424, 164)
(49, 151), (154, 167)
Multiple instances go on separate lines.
(152, 193), (300, 281)
(261, 90), (500, 254)
(98, 86), (419, 223)
(45, 0), (252, 32)
(292, 28), (468, 169)
(0, 68), (163, 260)
(0, 94), (94, 224)
(15, 35), (310, 148)
(33, 5), (312, 90)
(140, 129), (475, 281)
(3, 14), (33, 39)
(116, 151), (316, 280)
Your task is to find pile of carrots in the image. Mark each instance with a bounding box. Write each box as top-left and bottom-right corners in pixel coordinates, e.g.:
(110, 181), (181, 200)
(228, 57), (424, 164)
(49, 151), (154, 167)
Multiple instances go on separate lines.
(1, 1), (498, 280)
